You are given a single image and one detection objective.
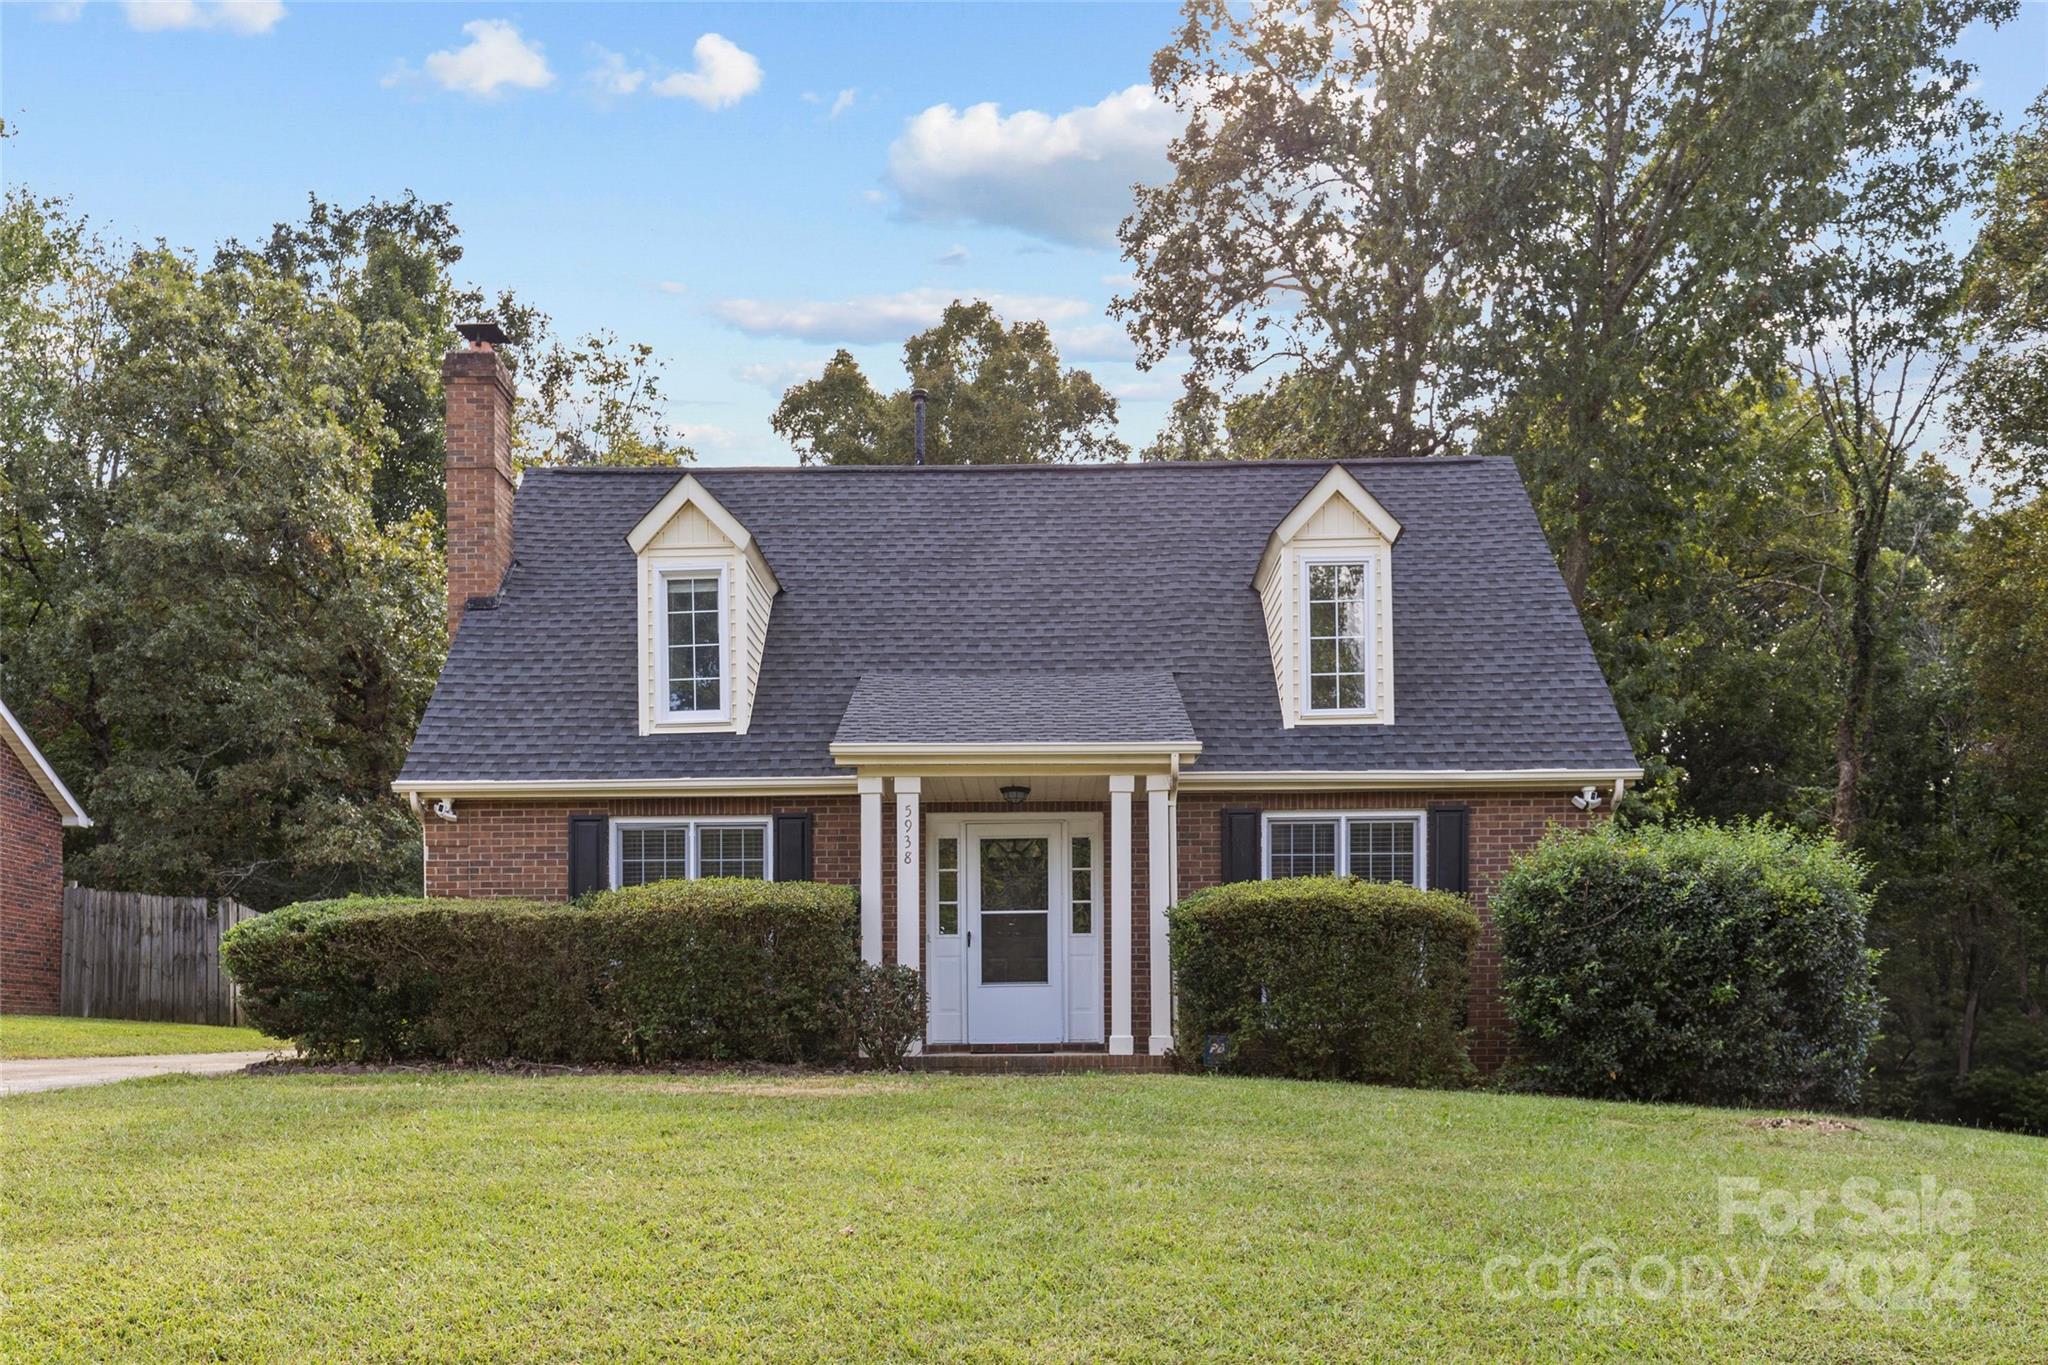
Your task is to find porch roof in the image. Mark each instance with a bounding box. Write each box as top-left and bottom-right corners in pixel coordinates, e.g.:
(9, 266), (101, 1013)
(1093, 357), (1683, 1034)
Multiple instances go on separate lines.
(833, 671), (1198, 747)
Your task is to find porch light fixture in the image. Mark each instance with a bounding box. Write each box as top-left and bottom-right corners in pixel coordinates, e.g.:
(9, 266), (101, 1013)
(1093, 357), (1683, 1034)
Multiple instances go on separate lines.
(1000, 784), (1031, 806)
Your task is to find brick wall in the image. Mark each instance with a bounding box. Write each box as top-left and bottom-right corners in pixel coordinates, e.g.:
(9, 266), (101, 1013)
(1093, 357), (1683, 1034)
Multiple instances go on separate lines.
(421, 786), (1590, 1066)
(1176, 788), (1595, 1070)
(441, 345), (516, 637)
(1, 741), (65, 1014)
(422, 795), (861, 900)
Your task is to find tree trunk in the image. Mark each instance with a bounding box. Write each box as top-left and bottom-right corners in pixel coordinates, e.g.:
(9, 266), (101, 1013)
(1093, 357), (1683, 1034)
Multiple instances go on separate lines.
(1831, 499), (1884, 845)
(1956, 961), (1981, 1080)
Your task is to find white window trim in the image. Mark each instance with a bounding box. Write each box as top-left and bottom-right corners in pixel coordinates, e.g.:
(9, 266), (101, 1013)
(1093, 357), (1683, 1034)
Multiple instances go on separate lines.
(1299, 553), (1377, 719)
(654, 560), (732, 725)
(609, 815), (773, 889)
(1070, 832), (1098, 936)
(1261, 810), (1427, 888)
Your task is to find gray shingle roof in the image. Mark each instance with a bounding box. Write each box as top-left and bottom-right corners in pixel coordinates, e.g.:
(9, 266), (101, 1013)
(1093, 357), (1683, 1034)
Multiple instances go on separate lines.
(398, 458), (1637, 782)
(836, 671), (1197, 746)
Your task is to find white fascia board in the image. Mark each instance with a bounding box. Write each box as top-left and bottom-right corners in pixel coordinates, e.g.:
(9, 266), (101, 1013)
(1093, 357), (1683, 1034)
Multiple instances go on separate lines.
(1256, 464), (1404, 585)
(625, 475), (780, 592)
(392, 776), (856, 799)
(0, 696), (90, 827)
(1175, 767), (1644, 791)
(828, 741), (1201, 766)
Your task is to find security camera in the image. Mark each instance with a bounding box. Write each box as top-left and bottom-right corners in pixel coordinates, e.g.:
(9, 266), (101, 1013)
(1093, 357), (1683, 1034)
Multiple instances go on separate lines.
(1570, 785), (1604, 812)
(431, 798), (458, 822)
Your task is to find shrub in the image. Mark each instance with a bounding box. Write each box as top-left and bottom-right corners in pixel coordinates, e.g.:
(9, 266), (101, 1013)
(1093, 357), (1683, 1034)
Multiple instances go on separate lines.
(579, 878), (858, 1063)
(843, 963), (927, 1070)
(1493, 820), (1880, 1109)
(224, 881), (862, 1065)
(1170, 877), (1480, 1085)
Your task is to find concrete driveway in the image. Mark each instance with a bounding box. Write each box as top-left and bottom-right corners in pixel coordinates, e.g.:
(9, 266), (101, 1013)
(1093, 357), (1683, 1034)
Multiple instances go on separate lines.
(0, 1050), (281, 1096)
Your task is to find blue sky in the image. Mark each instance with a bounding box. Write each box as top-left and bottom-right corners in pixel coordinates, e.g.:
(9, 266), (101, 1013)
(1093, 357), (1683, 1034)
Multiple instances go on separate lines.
(5, 1), (2046, 465)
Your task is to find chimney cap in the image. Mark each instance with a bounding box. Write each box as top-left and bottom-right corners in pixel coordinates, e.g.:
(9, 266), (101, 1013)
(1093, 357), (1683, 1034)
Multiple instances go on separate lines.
(910, 387), (929, 400)
(457, 320), (509, 348)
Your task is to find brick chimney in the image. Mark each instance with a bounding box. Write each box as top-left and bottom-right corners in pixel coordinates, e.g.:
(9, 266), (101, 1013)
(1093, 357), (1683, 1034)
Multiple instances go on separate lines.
(442, 323), (516, 636)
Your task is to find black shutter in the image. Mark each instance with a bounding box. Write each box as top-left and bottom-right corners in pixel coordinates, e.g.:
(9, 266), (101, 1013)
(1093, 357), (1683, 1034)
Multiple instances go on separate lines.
(568, 815), (606, 899)
(1220, 808), (1262, 883)
(773, 812), (814, 882)
(1428, 804), (1470, 894)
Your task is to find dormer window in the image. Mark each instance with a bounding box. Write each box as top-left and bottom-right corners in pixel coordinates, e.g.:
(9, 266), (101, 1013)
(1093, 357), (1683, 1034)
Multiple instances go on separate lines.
(627, 475), (779, 736)
(1254, 465), (1402, 729)
(1304, 558), (1374, 714)
(661, 567), (728, 720)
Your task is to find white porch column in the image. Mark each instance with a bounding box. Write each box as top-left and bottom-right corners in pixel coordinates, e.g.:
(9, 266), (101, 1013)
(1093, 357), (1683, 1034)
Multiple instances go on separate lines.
(1146, 774), (1174, 1055)
(894, 777), (922, 972)
(1109, 774), (1135, 1055)
(858, 776), (884, 965)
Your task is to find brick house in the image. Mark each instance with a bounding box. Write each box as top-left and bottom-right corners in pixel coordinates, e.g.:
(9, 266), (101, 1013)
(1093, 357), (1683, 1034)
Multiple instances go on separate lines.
(2, 698), (91, 1014)
(397, 330), (1640, 1065)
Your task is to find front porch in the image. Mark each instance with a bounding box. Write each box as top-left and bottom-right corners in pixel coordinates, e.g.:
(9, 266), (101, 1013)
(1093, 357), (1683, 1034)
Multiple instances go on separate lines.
(833, 669), (1203, 1056)
(847, 766), (1188, 1057)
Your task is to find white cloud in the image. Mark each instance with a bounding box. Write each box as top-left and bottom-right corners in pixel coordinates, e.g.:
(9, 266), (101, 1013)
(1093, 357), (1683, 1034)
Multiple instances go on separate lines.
(420, 19), (553, 98)
(41, 2), (86, 20)
(1050, 321), (1135, 362)
(936, 245), (969, 267)
(735, 358), (832, 390)
(1111, 375), (1183, 401)
(712, 289), (1093, 343)
(828, 87), (856, 119)
(122, 0), (284, 33)
(886, 84), (1177, 247)
(654, 280), (689, 295)
(649, 33), (762, 110)
(588, 47), (645, 98)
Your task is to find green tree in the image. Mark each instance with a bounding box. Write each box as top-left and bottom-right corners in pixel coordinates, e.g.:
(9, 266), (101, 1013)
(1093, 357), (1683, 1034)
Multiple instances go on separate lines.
(238, 193), (689, 502)
(772, 300), (1125, 464)
(519, 329), (693, 469)
(1958, 90), (2048, 499)
(1791, 25), (2003, 841)
(1118, 0), (1537, 459)
(1120, 0), (2010, 624)
(1, 193), (441, 905)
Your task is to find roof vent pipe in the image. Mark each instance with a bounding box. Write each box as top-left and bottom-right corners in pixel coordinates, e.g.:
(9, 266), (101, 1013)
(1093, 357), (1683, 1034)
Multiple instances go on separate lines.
(911, 387), (928, 466)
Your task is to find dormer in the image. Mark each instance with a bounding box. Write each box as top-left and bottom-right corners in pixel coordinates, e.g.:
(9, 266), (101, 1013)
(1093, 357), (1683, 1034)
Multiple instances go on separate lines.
(1253, 465), (1401, 729)
(627, 475), (780, 736)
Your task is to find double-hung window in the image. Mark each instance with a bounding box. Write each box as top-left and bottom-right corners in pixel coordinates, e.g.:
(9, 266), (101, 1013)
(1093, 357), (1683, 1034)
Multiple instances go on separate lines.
(1264, 812), (1424, 888)
(1302, 557), (1375, 715)
(659, 566), (728, 721)
(613, 819), (770, 887)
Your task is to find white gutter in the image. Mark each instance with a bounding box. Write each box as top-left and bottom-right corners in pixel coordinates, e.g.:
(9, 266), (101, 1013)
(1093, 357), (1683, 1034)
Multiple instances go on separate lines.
(392, 776), (860, 799)
(1174, 767), (1645, 792)
(828, 741), (1200, 761)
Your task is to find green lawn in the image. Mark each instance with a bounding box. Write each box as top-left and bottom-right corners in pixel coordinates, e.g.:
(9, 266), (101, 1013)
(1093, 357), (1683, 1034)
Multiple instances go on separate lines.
(0, 1014), (278, 1059)
(2, 1073), (2040, 1361)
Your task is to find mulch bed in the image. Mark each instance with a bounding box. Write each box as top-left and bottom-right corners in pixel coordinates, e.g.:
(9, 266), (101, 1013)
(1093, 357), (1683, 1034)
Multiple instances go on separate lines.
(1743, 1114), (1864, 1134)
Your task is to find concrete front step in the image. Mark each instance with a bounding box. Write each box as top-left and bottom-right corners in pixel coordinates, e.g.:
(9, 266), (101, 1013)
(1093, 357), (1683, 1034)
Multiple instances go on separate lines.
(910, 1051), (1175, 1075)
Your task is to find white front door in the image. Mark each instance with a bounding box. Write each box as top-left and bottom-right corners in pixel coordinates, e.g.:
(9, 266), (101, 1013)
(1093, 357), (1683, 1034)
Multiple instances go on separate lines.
(965, 823), (1065, 1044)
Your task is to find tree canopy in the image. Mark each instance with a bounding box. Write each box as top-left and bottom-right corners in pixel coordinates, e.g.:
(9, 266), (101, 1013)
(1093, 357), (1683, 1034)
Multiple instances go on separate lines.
(772, 300), (1126, 464)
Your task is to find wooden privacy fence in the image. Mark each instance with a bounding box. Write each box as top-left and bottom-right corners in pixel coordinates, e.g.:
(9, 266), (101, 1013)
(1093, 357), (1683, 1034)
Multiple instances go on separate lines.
(61, 888), (258, 1026)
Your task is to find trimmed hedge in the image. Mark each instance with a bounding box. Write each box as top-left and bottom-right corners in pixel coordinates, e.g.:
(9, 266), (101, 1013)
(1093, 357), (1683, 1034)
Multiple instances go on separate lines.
(1493, 820), (1880, 1108)
(1170, 877), (1480, 1085)
(222, 880), (864, 1065)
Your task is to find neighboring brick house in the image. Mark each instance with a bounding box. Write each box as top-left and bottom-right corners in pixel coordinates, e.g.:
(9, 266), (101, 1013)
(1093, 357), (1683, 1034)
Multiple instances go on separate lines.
(397, 329), (1640, 1065)
(2, 698), (91, 1015)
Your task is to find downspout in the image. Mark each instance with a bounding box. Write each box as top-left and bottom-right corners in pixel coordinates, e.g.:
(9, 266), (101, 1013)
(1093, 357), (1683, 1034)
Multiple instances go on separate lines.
(407, 790), (428, 897)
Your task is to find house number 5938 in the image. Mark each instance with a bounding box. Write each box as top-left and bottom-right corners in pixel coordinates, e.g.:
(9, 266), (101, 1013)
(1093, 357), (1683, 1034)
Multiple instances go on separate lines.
(901, 806), (915, 864)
